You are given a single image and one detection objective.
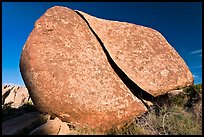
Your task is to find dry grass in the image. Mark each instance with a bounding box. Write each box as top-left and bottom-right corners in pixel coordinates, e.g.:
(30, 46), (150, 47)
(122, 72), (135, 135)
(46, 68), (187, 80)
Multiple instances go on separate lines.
(107, 84), (202, 135)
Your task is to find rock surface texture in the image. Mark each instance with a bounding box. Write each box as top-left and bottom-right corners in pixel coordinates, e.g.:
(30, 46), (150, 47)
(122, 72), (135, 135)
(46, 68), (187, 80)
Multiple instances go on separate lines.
(20, 6), (193, 133)
(20, 6), (147, 132)
(76, 10), (194, 97)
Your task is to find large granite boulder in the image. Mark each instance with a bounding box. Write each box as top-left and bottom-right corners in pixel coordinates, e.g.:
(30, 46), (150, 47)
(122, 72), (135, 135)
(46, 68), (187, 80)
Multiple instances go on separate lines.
(20, 5), (194, 133)
(20, 6), (147, 132)
(76, 10), (194, 97)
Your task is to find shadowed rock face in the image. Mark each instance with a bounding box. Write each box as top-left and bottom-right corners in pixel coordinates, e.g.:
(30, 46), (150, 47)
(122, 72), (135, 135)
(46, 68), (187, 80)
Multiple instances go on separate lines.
(20, 6), (147, 132)
(2, 112), (47, 135)
(76, 10), (194, 97)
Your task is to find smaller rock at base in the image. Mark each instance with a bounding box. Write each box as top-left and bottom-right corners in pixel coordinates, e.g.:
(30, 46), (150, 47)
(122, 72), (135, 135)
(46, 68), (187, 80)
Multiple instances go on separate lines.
(58, 122), (71, 135)
(29, 117), (62, 135)
(168, 89), (183, 97)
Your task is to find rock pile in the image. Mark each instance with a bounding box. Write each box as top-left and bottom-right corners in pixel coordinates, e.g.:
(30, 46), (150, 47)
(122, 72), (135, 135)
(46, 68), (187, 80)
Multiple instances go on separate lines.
(20, 6), (193, 133)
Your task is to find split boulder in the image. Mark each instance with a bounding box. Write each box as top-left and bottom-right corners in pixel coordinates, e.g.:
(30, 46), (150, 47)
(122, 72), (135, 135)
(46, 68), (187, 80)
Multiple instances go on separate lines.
(20, 6), (194, 133)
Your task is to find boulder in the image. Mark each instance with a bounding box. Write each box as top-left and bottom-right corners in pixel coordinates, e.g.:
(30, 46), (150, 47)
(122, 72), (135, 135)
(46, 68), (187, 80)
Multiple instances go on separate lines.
(58, 122), (71, 135)
(76, 10), (194, 97)
(20, 6), (147, 132)
(29, 117), (62, 135)
(168, 89), (183, 97)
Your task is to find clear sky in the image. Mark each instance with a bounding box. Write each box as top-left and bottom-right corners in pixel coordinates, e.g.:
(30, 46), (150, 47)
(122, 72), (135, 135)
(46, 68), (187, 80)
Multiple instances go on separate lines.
(2, 2), (202, 86)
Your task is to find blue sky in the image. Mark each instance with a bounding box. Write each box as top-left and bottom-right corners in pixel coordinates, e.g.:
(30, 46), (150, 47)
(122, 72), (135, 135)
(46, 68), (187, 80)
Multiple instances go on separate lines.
(2, 2), (202, 86)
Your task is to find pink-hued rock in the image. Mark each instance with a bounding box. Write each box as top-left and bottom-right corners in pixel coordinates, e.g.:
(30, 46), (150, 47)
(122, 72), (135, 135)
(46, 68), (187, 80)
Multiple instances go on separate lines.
(76, 10), (194, 97)
(20, 6), (147, 132)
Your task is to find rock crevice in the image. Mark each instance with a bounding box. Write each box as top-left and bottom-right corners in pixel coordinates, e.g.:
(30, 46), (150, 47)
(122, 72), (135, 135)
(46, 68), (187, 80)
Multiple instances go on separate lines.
(76, 10), (194, 97)
(20, 6), (147, 132)
(75, 11), (155, 109)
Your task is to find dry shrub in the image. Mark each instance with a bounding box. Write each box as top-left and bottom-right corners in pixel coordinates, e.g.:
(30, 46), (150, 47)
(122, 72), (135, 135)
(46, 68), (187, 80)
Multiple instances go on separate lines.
(107, 84), (202, 135)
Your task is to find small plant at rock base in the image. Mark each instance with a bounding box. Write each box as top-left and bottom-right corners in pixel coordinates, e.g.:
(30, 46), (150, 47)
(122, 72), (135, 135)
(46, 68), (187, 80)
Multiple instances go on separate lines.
(19, 101), (37, 113)
(171, 92), (187, 107)
(2, 101), (37, 122)
(107, 119), (147, 135)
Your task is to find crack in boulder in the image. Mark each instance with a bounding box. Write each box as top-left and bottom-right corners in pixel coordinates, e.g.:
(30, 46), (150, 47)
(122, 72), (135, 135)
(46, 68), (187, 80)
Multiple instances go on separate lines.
(75, 10), (194, 97)
(19, 6), (194, 133)
(75, 11), (155, 109)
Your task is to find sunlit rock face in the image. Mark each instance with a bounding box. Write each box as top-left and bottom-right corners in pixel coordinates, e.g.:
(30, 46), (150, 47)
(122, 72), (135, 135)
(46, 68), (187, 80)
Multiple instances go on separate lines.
(76, 10), (194, 97)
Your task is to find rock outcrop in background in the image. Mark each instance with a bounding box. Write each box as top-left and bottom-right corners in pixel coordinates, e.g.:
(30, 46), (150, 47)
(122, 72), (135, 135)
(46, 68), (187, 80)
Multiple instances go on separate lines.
(2, 84), (32, 108)
(19, 6), (194, 133)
